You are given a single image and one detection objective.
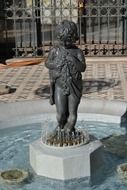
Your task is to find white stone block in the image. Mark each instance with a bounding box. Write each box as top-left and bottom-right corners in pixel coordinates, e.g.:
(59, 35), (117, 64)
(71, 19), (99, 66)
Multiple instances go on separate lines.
(29, 139), (103, 180)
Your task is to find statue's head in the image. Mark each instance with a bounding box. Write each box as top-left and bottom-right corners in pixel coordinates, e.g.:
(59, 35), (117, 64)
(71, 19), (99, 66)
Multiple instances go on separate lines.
(56, 20), (79, 45)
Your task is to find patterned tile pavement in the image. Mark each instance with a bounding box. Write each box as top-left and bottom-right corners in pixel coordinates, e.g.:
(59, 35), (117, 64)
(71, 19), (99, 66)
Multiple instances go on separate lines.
(0, 57), (127, 103)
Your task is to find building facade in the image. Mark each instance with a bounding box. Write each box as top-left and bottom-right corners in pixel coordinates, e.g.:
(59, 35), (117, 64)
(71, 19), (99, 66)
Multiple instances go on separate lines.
(0, 0), (127, 59)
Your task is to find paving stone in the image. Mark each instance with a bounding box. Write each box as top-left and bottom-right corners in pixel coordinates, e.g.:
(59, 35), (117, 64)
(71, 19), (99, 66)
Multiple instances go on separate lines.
(0, 58), (127, 103)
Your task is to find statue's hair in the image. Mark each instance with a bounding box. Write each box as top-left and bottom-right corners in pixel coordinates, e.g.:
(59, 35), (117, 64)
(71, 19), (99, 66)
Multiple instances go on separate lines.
(56, 20), (79, 42)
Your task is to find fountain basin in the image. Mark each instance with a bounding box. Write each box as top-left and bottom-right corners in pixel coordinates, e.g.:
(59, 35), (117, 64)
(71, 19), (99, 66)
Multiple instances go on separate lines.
(0, 98), (127, 187)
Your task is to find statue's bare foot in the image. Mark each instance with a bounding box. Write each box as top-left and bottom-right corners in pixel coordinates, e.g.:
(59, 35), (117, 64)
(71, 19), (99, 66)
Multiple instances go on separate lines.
(64, 126), (76, 136)
(50, 125), (64, 137)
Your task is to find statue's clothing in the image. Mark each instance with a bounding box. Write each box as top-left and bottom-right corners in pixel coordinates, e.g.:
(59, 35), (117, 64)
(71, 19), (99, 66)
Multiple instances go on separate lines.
(45, 45), (86, 102)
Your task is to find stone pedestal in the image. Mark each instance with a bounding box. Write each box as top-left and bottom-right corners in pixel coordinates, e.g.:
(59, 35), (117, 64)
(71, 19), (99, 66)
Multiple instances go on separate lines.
(29, 139), (103, 181)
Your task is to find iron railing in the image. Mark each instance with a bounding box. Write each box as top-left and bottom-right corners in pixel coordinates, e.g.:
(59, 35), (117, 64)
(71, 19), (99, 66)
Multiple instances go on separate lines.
(4, 0), (127, 57)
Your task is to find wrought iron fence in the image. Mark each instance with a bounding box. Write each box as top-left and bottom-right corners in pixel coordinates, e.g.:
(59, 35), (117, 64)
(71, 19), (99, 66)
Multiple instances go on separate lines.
(4, 0), (127, 57)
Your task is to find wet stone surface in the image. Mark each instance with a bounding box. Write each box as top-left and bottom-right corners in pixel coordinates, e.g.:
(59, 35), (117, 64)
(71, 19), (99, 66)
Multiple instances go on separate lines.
(101, 135), (127, 157)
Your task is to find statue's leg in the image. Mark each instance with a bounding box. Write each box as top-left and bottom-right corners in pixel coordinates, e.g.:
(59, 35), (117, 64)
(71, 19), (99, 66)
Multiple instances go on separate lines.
(64, 94), (80, 133)
(55, 85), (68, 129)
(49, 81), (55, 105)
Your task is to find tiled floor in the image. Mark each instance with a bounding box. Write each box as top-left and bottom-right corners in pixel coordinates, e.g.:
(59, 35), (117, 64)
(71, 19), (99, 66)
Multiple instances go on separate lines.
(0, 57), (127, 103)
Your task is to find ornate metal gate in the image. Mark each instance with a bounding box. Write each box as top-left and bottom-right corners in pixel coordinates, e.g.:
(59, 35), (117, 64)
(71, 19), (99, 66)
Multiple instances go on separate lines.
(4, 0), (127, 57)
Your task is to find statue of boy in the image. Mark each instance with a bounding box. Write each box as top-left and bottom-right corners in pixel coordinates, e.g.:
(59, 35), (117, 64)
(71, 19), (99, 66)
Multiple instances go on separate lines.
(45, 20), (86, 133)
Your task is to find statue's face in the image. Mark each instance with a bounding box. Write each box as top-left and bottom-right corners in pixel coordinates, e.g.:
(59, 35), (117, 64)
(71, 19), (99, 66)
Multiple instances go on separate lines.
(64, 34), (76, 48)
(64, 41), (72, 48)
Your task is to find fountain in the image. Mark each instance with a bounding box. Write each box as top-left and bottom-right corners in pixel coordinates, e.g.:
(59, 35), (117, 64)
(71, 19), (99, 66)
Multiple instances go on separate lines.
(0, 20), (127, 189)
(0, 99), (127, 189)
(29, 20), (103, 180)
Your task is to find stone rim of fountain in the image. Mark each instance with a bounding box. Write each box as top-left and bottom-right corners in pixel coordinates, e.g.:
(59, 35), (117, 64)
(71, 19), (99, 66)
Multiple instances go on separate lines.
(0, 98), (126, 129)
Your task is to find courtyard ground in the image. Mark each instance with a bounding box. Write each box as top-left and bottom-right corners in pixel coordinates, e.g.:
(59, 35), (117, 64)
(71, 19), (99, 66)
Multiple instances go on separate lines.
(0, 57), (127, 103)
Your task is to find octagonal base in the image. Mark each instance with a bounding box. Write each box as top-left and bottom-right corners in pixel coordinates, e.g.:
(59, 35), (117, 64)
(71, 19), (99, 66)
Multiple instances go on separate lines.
(29, 139), (103, 180)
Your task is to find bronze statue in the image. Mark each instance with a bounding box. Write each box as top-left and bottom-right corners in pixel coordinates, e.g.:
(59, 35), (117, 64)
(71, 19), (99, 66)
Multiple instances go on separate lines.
(45, 20), (86, 134)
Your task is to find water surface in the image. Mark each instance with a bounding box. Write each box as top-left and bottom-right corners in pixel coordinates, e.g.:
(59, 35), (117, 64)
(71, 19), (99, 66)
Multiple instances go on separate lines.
(0, 121), (127, 190)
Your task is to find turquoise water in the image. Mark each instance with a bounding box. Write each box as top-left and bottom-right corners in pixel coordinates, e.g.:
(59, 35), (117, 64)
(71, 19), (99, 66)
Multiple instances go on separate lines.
(0, 121), (127, 190)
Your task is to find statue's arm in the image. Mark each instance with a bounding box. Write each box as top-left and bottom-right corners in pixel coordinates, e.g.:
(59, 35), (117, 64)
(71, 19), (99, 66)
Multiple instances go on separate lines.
(76, 49), (86, 72)
(45, 48), (57, 70)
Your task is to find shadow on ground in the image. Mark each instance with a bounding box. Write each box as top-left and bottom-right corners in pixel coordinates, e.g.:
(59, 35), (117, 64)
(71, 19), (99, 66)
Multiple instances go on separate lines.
(35, 78), (120, 99)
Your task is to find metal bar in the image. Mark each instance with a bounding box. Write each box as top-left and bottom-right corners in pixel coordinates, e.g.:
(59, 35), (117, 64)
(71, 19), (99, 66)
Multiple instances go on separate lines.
(88, 10), (92, 56)
(4, 0), (8, 43)
(13, 0), (18, 57)
(35, 0), (42, 47)
(91, 17), (95, 44)
(29, 20), (32, 47)
(117, 0), (120, 54)
(125, 0), (127, 50)
(22, 0), (27, 55)
(122, 0), (125, 45)
(31, 0), (36, 52)
(107, 6), (110, 56)
(60, 0), (62, 22)
(69, 0), (71, 21)
(40, 0), (45, 54)
(19, 20), (23, 48)
(98, 5), (101, 56)
(83, 1), (87, 43)
(3, 0), (127, 57)
(51, 0), (54, 46)
(79, 9), (82, 46)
